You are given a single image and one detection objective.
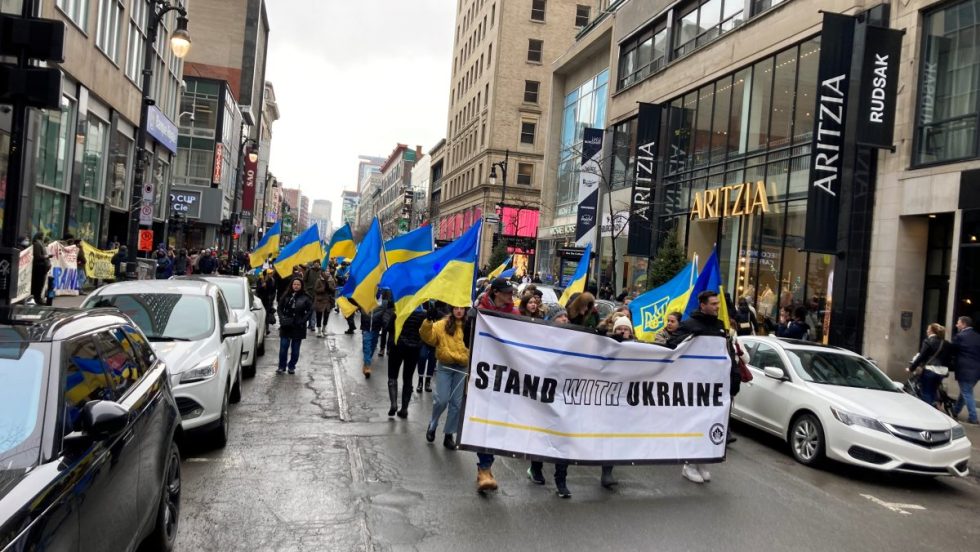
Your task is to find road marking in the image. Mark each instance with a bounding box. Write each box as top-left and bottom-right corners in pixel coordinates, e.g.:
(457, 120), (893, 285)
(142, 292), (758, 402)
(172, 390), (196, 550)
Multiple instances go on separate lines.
(327, 337), (351, 421)
(861, 494), (926, 515)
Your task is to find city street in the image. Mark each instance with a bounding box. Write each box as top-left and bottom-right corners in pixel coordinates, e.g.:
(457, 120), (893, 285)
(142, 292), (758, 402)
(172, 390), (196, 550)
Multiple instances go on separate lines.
(171, 316), (980, 552)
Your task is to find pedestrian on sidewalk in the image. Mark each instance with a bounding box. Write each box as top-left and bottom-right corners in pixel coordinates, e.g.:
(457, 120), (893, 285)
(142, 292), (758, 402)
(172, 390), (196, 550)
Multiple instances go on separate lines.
(313, 268), (336, 337)
(387, 307), (426, 418)
(111, 245), (128, 282)
(908, 323), (952, 409)
(465, 277), (520, 493)
(277, 277), (313, 374)
(31, 233), (51, 304)
(953, 316), (980, 424)
(256, 270), (278, 332)
(173, 249), (189, 277)
(359, 299), (387, 378)
(304, 263), (321, 331)
(155, 250), (173, 279)
(668, 290), (738, 484)
(421, 305), (469, 449)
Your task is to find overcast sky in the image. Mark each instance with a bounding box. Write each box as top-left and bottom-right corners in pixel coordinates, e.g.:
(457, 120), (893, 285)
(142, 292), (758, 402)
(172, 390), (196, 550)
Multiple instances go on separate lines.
(264, 0), (455, 224)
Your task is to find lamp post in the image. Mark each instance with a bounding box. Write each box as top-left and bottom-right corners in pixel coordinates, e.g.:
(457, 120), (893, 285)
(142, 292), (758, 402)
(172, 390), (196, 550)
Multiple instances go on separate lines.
(488, 149), (509, 236)
(126, 1), (191, 279)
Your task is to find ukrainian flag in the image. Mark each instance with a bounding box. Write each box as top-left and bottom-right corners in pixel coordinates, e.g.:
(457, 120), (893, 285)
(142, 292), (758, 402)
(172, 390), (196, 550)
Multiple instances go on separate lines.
(273, 224), (324, 277)
(250, 221), (281, 268)
(487, 256), (512, 279)
(380, 220), (481, 341)
(336, 219), (387, 318)
(630, 261), (698, 343)
(384, 225), (433, 265)
(327, 223), (357, 260)
(682, 249), (730, 330)
(558, 242), (592, 307)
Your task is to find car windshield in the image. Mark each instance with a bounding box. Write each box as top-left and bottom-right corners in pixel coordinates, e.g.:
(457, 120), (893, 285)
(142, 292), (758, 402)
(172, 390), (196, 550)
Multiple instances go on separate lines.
(86, 294), (215, 341)
(784, 349), (897, 391)
(207, 279), (246, 310)
(0, 340), (48, 470)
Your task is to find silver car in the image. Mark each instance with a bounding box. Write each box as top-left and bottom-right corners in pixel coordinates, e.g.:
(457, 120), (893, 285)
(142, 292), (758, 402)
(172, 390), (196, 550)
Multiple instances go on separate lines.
(83, 279), (247, 447)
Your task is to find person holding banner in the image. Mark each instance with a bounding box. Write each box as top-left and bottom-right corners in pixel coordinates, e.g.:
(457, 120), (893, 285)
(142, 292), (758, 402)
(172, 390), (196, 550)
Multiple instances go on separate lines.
(420, 305), (469, 450)
(654, 312), (683, 346)
(667, 290), (737, 484)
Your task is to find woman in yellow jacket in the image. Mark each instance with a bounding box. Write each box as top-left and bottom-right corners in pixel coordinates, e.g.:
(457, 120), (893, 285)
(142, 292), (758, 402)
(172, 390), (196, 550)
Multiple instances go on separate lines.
(420, 304), (469, 449)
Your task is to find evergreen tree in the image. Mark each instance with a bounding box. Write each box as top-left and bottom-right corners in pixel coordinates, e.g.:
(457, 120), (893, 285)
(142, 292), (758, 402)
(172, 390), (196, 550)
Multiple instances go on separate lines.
(646, 229), (687, 288)
(487, 240), (509, 275)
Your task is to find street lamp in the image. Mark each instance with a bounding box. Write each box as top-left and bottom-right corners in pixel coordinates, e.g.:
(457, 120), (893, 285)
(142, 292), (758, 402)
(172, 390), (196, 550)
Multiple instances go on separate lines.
(126, 1), (191, 279)
(488, 149), (510, 236)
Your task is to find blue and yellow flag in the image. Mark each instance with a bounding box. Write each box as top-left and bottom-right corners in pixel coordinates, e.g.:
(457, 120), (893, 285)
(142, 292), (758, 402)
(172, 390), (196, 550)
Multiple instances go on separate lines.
(487, 256), (512, 280)
(384, 225), (433, 265)
(250, 221), (281, 268)
(327, 223), (357, 260)
(379, 220), (481, 341)
(682, 250), (730, 331)
(274, 224), (324, 278)
(630, 261), (698, 343)
(558, 243), (592, 306)
(336, 219), (387, 318)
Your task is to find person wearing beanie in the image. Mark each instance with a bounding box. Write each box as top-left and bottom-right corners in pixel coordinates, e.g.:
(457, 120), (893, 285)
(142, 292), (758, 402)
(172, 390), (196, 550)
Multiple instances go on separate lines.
(611, 316), (635, 341)
(277, 277), (313, 374)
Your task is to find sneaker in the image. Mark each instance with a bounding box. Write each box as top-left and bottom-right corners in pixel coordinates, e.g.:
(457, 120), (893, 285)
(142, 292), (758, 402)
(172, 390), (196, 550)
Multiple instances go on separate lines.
(527, 467), (545, 485)
(276, 368), (285, 374)
(555, 481), (572, 499)
(696, 465), (712, 482)
(287, 369), (295, 375)
(682, 464), (705, 484)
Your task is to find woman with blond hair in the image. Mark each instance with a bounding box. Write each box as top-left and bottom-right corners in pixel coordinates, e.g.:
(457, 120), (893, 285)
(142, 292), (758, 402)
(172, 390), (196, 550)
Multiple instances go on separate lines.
(908, 323), (953, 408)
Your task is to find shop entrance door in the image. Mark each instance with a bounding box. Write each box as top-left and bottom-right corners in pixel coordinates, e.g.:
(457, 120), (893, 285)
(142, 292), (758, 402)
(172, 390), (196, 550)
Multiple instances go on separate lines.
(921, 214), (953, 339)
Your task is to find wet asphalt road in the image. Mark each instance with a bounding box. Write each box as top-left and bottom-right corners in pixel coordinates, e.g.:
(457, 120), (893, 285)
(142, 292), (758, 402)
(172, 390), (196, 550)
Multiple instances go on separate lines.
(173, 315), (980, 552)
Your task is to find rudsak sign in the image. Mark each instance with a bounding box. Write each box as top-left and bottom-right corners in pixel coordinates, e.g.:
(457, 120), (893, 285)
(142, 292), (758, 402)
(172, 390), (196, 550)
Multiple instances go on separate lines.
(804, 12), (855, 254)
(856, 25), (904, 149)
(627, 103), (661, 258)
(574, 128), (603, 247)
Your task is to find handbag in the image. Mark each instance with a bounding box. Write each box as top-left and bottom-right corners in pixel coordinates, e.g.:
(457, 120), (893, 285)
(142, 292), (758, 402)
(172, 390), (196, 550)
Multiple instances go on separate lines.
(731, 337), (753, 383)
(924, 340), (949, 377)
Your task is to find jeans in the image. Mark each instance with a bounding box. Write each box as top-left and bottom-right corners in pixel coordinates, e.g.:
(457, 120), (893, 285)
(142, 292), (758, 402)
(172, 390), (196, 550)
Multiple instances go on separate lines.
(477, 453), (495, 470)
(954, 379), (979, 422)
(429, 363), (466, 435)
(362, 331), (379, 365)
(279, 337), (302, 371)
(307, 309), (316, 330)
(418, 345), (437, 378)
(530, 461), (568, 483)
(918, 370), (944, 406)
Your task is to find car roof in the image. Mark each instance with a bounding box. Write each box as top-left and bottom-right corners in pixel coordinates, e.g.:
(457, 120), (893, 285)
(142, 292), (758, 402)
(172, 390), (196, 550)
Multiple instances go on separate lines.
(0, 305), (136, 342)
(742, 335), (856, 355)
(91, 279), (217, 296)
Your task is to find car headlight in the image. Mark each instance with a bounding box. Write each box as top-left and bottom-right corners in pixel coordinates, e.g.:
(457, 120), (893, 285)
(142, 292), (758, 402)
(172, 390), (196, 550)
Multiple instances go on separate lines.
(830, 406), (888, 433)
(180, 357), (218, 384)
(952, 424), (966, 440)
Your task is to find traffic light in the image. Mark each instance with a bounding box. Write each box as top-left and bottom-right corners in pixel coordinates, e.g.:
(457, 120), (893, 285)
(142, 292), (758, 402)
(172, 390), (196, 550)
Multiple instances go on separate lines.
(220, 218), (232, 235)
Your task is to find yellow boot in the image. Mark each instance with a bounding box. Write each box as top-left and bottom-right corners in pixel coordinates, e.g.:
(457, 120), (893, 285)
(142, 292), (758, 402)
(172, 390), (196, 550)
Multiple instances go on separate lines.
(477, 468), (498, 492)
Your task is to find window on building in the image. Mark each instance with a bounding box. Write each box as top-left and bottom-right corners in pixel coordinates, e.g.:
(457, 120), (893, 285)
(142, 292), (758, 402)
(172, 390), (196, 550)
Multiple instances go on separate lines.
(576, 5), (591, 27)
(491, 3), (495, 26)
(617, 24), (668, 89)
(673, 0), (744, 58)
(35, 96), (75, 193)
(107, 129), (132, 209)
(524, 80), (540, 103)
(96, 0), (123, 61)
(56, 0), (89, 32)
(531, 0), (546, 21)
(517, 163), (534, 185)
(125, 0), (148, 83)
(521, 122), (537, 144)
(527, 39), (543, 63)
(485, 83), (489, 106)
(915, 0), (980, 166)
(751, 0), (787, 15)
(81, 114), (109, 201)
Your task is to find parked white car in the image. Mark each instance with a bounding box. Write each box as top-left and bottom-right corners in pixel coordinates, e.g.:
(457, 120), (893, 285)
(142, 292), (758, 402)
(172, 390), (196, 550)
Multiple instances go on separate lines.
(83, 279), (247, 447)
(178, 275), (266, 377)
(732, 336), (971, 476)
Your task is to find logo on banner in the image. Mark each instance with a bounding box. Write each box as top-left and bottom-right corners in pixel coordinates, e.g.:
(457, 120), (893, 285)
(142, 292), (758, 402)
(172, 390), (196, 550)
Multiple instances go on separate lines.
(709, 424), (726, 445)
(641, 297), (671, 333)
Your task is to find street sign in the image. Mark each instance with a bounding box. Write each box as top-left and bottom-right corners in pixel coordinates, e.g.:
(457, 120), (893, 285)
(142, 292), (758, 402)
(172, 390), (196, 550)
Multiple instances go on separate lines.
(139, 203), (154, 227)
(142, 182), (154, 201)
(485, 215), (500, 224)
(138, 230), (154, 252)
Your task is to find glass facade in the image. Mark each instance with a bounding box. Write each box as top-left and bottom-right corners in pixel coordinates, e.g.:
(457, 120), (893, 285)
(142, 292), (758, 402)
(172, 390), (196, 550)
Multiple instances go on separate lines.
(556, 69), (609, 218)
(657, 37), (832, 337)
(31, 95), (76, 239)
(175, 79), (220, 187)
(80, 113), (108, 201)
(915, 0), (980, 165)
(107, 129), (132, 209)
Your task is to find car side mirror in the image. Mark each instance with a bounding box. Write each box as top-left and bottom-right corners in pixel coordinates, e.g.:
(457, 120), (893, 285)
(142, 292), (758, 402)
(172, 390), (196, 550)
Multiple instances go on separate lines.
(223, 322), (248, 339)
(764, 366), (787, 381)
(81, 400), (130, 439)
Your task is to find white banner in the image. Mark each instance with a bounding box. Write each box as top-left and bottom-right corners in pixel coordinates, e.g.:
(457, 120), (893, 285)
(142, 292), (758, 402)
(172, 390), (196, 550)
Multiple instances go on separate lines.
(459, 312), (731, 464)
(47, 241), (80, 296)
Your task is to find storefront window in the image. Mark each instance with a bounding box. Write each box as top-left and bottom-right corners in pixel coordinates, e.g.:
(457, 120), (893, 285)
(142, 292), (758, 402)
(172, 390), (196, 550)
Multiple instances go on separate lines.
(107, 129), (132, 209)
(152, 156), (169, 219)
(611, 117), (636, 191)
(80, 114), (108, 201)
(76, 200), (100, 243)
(915, 0), (980, 165)
(35, 96), (75, 192)
(31, 188), (66, 239)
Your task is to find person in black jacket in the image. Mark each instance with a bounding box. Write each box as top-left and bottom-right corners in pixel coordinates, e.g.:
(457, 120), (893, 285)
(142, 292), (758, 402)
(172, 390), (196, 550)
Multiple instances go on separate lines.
(359, 299), (387, 379)
(387, 307), (427, 418)
(907, 323), (952, 409)
(256, 270), (278, 332)
(111, 245), (128, 282)
(667, 290), (737, 484)
(277, 277), (313, 374)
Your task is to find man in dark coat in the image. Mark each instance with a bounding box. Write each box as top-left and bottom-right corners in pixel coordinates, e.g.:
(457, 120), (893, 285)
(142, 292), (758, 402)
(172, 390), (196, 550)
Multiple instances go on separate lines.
(31, 233), (51, 304)
(953, 316), (980, 424)
(277, 277), (314, 374)
(111, 245), (129, 282)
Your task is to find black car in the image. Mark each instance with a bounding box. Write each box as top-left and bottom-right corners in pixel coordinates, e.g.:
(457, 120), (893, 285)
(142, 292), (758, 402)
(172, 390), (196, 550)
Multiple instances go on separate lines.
(0, 306), (182, 552)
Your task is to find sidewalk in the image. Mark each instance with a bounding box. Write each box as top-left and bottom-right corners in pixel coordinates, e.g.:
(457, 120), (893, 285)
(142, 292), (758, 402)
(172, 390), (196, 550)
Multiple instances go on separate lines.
(962, 421), (980, 478)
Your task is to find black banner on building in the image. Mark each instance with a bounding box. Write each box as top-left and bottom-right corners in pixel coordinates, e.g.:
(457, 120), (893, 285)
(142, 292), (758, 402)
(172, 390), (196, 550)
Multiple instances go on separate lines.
(804, 13), (856, 254)
(627, 103), (661, 258)
(575, 127), (603, 246)
(856, 25), (904, 149)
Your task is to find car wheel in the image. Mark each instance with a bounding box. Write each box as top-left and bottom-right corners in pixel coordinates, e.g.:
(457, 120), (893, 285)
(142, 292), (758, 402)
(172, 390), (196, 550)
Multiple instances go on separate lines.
(143, 441), (181, 552)
(213, 386), (230, 448)
(790, 413), (825, 466)
(230, 371), (242, 404)
(257, 329), (266, 357)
